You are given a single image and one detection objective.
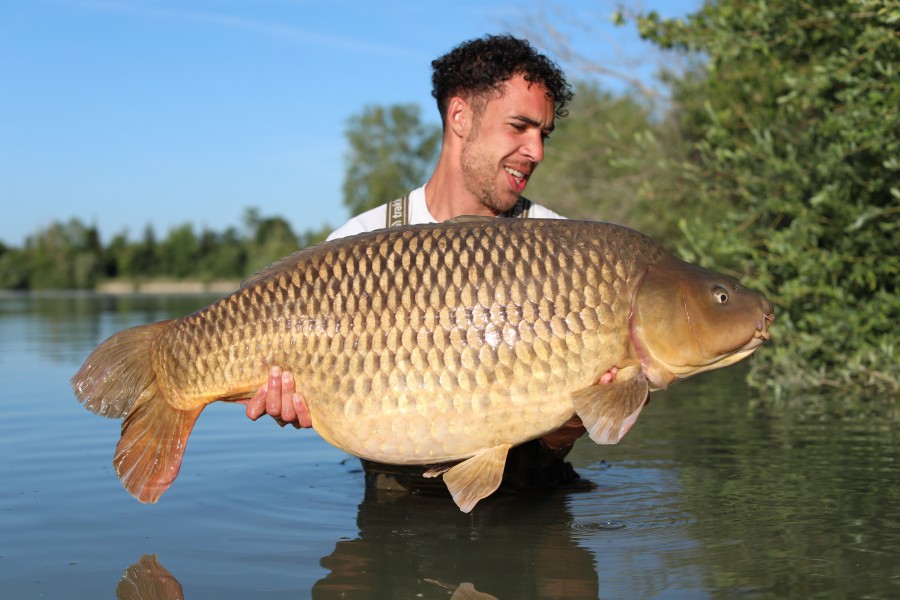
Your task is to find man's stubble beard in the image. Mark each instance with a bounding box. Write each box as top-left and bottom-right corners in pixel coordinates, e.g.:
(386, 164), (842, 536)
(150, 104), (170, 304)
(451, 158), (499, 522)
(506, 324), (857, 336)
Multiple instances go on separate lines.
(459, 121), (517, 214)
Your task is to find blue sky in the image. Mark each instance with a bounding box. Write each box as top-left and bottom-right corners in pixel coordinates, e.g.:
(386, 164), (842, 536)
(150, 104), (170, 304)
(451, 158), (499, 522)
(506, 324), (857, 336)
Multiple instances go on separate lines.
(1, 0), (700, 247)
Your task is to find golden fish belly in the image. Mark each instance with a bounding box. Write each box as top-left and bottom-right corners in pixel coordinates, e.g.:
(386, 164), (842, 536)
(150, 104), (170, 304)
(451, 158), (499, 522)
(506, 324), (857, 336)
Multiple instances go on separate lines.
(157, 219), (663, 464)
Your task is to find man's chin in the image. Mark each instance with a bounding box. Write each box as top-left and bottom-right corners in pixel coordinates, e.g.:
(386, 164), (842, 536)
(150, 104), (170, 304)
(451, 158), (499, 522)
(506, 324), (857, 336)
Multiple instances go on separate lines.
(479, 194), (519, 215)
(498, 187), (525, 209)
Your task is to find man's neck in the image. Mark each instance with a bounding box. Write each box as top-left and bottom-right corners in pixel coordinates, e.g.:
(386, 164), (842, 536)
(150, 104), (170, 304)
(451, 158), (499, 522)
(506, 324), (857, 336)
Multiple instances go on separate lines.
(424, 159), (500, 222)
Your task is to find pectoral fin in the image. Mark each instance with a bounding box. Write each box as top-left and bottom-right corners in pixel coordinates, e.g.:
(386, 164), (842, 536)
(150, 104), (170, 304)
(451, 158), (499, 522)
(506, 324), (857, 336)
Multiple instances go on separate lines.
(426, 444), (511, 513)
(572, 370), (649, 445)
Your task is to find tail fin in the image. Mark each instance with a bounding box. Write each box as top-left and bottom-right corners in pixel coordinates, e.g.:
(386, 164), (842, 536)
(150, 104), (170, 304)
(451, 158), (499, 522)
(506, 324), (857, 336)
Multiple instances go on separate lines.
(115, 390), (202, 503)
(71, 321), (203, 503)
(72, 322), (170, 419)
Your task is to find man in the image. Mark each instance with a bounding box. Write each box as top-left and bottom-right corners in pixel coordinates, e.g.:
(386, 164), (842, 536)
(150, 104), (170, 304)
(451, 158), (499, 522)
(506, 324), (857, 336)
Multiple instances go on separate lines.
(244, 34), (600, 492)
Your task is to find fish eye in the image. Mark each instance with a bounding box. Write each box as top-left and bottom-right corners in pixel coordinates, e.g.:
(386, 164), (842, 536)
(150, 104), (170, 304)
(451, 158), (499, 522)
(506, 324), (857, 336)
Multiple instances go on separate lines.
(713, 286), (729, 304)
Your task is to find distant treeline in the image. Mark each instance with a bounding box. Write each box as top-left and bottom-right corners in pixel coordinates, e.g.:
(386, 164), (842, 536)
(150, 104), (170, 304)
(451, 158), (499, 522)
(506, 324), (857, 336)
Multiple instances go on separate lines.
(0, 208), (331, 290)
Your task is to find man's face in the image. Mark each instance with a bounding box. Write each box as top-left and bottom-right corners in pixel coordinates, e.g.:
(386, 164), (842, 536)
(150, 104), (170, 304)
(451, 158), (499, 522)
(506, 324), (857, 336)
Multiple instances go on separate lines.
(459, 74), (555, 213)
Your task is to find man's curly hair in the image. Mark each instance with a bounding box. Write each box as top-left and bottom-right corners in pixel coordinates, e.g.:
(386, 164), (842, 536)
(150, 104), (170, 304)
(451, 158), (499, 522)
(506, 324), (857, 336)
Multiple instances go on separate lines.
(431, 34), (573, 125)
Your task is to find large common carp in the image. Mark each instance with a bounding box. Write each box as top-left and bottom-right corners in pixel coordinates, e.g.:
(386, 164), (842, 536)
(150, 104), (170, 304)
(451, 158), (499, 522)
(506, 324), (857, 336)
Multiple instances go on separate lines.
(72, 218), (774, 512)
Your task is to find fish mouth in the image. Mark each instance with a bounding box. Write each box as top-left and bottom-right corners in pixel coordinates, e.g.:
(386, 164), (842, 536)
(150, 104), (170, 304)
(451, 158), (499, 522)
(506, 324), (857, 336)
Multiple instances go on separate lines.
(732, 310), (775, 352)
(756, 310), (775, 342)
(723, 309), (775, 361)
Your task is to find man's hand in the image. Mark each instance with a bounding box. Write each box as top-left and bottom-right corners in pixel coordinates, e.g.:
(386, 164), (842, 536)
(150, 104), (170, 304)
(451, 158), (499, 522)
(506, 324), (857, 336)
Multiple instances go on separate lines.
(540, 416), (586, 450)
(242, 366), (313, 428)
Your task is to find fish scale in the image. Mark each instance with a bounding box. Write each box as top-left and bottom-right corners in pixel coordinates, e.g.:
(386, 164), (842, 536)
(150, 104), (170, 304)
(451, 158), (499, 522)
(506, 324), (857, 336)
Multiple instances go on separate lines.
(72, 218), (774, 511)
(164, 221), (638, 459)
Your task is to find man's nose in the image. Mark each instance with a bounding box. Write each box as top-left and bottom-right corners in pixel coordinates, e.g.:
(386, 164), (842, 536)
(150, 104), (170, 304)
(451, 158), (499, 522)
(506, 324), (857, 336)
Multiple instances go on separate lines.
(521, 131), (545, 163)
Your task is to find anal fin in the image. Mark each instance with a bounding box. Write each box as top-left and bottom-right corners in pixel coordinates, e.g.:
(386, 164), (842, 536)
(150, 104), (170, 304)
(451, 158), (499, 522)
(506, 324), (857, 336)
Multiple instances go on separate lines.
(572, 368), (649, 444)
(428, 445), (511, 513)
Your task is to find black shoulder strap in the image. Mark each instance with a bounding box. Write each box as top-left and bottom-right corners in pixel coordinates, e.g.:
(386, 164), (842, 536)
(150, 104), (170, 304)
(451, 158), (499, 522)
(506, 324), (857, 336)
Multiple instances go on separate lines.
(385, 193), (410, 228)
(502, 197), (533, 218)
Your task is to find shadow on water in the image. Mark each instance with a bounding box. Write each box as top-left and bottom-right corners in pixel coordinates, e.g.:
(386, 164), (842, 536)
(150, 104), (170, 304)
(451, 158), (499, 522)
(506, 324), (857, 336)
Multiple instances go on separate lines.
(116, 485), (602, 599)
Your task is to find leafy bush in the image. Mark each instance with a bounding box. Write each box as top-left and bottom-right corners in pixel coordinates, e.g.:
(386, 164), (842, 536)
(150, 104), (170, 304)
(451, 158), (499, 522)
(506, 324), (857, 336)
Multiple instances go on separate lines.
(637, 0), (899, 395)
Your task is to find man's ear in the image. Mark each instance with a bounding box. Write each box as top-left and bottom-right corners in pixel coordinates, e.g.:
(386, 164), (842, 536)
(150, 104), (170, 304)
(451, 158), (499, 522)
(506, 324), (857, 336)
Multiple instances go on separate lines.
(446, 96), (470, 137)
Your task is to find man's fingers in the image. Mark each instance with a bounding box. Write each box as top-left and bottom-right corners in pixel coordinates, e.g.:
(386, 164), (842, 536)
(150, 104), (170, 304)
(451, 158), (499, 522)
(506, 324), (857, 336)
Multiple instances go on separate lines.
(246, 385), (267, 420)
(294, 393), (313, 428)
(265, 366), (283, 417)
(278, 372), (298, 424)
(280, 371), (314, 428)
(245, 367), (313, 429)
(597, 366), (618, 385)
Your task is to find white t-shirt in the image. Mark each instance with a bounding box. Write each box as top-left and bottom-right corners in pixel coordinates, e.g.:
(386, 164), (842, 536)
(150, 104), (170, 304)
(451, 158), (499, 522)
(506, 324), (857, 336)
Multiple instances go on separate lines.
(327, 185), (565, 241)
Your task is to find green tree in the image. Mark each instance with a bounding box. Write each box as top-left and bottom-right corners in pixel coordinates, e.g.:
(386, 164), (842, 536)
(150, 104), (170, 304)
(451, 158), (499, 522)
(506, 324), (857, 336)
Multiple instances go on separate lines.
(526, 80), (686, 239)
(635, 0), (899, 395)
(342, 103), (441, 216)
(0, 243), (28, 289)
(244, 210), (300, 274)
(127, 224), (160, 278)
(26, 219), (104, 289)
(297, 223), (332, 250)
(158, 224), (200, 279)
(104, 231), (128, 279)
(197, 227), (246, 281)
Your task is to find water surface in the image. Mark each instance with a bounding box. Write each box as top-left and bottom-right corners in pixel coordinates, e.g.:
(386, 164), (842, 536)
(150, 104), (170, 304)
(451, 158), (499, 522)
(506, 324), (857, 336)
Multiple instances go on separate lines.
(1, 292), (897, 598)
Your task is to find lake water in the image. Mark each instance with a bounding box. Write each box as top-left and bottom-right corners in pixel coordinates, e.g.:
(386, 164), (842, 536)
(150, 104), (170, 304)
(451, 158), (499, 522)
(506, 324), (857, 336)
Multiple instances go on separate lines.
(1, 291), (898, 599)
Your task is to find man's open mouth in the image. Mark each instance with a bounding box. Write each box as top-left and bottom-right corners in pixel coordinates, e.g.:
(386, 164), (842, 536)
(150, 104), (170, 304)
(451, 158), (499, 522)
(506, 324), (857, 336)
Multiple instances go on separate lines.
(505, 166), (529, 191)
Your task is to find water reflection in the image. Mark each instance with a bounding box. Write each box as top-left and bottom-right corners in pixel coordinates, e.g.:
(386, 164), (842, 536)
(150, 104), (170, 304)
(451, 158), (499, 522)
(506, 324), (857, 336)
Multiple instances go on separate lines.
(313, 486), (599, 599)
(609, 373), (900, 599)
(117, 555), (185, 600)
(0, 290), (219, 363)
(116, 485), (601, 599)
(677, 410), (900, 598)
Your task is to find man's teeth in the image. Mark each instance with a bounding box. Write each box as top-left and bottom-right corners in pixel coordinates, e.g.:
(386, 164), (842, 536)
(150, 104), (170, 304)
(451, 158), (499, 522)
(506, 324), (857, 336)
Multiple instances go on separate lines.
(505, 167), (525, 182)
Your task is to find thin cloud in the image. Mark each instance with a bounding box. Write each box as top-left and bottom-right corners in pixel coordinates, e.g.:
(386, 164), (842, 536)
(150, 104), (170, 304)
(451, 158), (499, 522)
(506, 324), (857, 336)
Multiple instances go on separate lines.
(75, 0), (420, 58)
